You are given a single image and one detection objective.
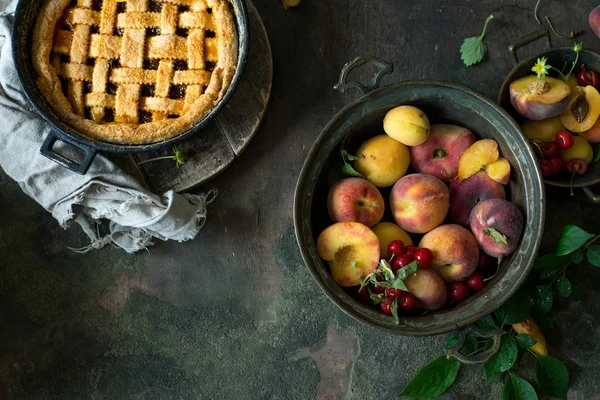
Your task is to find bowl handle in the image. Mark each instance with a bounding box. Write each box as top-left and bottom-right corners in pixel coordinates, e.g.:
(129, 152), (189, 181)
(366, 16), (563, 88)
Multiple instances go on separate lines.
(333, 56), (393, 95)
(508, 30), (552, 65)
(583, 187), (600, 203)
(40, 130), (97, 175)
(446, 325), (503, 364)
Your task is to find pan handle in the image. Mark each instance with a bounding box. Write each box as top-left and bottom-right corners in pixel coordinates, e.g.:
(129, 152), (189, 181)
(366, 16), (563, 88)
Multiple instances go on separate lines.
(40, 130), (97, 175)
(508, 30), (552, 65)
(583, 187), (600, 203)
(333, 56), (393, 95)
(446, 325), (504, 364)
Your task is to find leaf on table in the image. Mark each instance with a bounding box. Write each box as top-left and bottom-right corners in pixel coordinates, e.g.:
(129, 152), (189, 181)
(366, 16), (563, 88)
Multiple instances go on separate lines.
(587, 245), (600, 267)
(534, 253), (570, 270)
(495, 290), (531, 325)
(460, 333), (480, 356)
(536, 356), (569, 400)
(502, 375), (539, 400)
(477, 315), (497, 331)
(555, 277), (572, 298)
(400, 356), (461, 399)
(571, 249), (584, 264)
(444, 331), (459, 353)
(556, 225), (595, 256)
(461, 36), (487, 67)
(515, 334), (537, 349)
(483, 334), (518, 383)
(531, 285), (553, 314)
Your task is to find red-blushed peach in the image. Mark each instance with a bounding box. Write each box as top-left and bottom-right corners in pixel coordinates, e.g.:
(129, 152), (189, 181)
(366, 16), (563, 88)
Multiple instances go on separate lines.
(354, 135), (410, 187)
(510, 75), (571, 120)
(418, 224), (479, 282)
(316, 222), (380, 287)
(371, 222), (413, 258)
(449, 171), (506, 226)
(469, 199), (524, 258)
(591, 6), (600, 39)
(327, 178), (384, 228)
(409, 124), (476, 182)
(404, 269), (447, 311)
(390, 173), (450, 234)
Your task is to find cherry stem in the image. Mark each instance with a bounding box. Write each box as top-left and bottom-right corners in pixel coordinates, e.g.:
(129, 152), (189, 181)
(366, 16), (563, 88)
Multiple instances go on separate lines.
(484, 257), (502, 282)
(570, 171), (576, 196)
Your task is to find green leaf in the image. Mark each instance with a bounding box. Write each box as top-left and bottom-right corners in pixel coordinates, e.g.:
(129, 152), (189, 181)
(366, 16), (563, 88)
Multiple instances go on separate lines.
(477, 315), (497, 331)
(534, 253), (569, 269)
(571, 249), (584, 264)
(502, 375), (539, 400)
(483, 227), (508, 246)
(341, 149), (361, 162)
(391, 298), (400, 325)
(531, 285), (553, 314)
(460, 36), (486, 67)
(587, 245), (600, 267)
(443, 332), (459, 353)
(395, 261), (418, 280)
(390, 279), (408, 291)
(400, 356), (461, 399)
(341, 162), (364, 178)
(594, 143), (600, 163)
(495, 290), (531, 325)
(556, 225), (595, 256)
(374, 261), (417, 291)
(570, 277), (584, 298)
(483, 334), (518, 382)
(460, 333), (479, 356)
(536, 356), (569, 400)
(540, 269), (558, 280)
(555, 277), (572, 298)
(515, 334), (537, 349)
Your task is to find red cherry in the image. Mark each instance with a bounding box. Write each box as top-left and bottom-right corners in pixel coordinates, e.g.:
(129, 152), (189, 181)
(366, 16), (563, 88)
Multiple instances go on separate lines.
(392, 254), (414, 271)
(414, 248), (433, 269)
(540, 141), (561, 158)
(448, 282), (469, 302)
(385, 287), (403, 299)
(371, 284), (385, 294)
(478, 252), (493, 269)
(539, 159), (553, 177)
(404, 245), (418, 257)
(397, 292), (416, 310)
(567, 158), (588, 175)
(550, 157), (566, 175)
(379, 301), (393, 315)
(466, 272), (485, 291)
(577, 67), (590, 86)
(357, 287), (370, 302)
(387, 240), (405, 258)
(555, 130), (574, 150)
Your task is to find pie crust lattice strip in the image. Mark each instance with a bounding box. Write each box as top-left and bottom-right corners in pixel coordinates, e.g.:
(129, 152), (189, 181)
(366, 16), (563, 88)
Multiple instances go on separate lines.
(33, 0), (237, 144)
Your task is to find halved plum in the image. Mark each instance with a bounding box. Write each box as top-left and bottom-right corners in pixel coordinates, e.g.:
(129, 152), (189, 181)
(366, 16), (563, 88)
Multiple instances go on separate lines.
(510, 75), (571, 120)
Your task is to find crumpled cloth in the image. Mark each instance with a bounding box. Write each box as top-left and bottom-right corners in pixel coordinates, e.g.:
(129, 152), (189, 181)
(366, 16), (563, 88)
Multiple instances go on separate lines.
(0, 3), (216, 253)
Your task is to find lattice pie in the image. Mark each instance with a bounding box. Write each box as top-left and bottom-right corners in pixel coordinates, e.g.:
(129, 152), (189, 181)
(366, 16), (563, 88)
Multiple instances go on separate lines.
(33, 0), (237, 143)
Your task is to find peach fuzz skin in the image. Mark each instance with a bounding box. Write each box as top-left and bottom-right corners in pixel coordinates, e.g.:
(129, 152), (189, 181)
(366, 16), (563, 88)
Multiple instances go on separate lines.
(327, 178), (384, 228)
(316, 222), (380, 287)
(419, 224), (479, 282)
(390, 173), (449, 234)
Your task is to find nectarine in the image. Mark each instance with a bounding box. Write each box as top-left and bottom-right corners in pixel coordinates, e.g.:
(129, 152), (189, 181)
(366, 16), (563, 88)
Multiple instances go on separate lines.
(469, 199), (524, 258)
(449, 171), (506, 226)
(327, 178), (385, 227)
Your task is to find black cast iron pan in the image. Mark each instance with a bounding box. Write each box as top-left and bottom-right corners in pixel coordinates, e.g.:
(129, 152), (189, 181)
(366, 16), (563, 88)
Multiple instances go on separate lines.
(12, 0), (249, 174)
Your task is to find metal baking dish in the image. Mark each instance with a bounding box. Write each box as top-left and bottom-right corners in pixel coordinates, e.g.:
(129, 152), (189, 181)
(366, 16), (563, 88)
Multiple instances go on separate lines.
(12, 0), (249, 174)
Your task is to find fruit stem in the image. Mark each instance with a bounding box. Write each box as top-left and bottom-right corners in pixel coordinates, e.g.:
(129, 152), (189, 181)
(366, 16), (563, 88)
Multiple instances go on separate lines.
(479, 15), (494, 39)
(484, 257), (501, 282)
(545, 16), (568, 39)
(433, 148), (448, 159)
(534, 0), (542, 24)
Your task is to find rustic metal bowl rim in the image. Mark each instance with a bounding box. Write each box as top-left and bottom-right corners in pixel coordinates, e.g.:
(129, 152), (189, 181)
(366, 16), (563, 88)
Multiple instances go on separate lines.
(497, 47), (600, 188)
(294, 79), (546, 336)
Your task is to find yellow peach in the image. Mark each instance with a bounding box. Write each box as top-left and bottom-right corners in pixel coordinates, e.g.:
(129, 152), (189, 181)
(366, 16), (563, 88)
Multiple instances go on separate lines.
(484, 157), (511, 185)
(383, 105), (430, 146)
(457, 139), (499, 182)
(371, 222), (413, 258)
(354, 135), (410, 187)
(560, 86), (600, 132)
(561, 135), (593, 164)
(521, 116), (565, 143)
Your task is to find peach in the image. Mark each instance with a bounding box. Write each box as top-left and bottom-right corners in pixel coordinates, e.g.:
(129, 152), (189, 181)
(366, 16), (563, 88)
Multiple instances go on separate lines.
(419, 224), (479, 282)
(469, 199), (524, 258)
(383, 105), (430, 146)
(390, 173), (450, 234)
(510, 75), (571, 120)
(560, 85), (600, 132)
(484, 157), (511, 184)
(580, 116), (600, 143)
(590, 6), (600, 39)
(409, 124), (476, 182)
(371, 222), (413, 258)
(449, 171), (506, 226)
(316, 222), (380, 287)
(354, 135), (410, 187)
(457, 139), (499, 182)
(561, 135), (593, 164)
(521, 116), (565, 143)
(404, 269), (447, 311)
(327, 178), (384, 228)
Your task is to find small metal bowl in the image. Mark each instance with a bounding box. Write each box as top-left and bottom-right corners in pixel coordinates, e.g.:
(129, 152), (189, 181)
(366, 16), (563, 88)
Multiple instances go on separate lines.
(294, 57), (545, 337)
(498, 30), (600, 202)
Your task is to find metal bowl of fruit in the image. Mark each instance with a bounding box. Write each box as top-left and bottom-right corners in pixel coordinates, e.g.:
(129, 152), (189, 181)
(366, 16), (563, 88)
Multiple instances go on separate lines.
(498, 30), (600, 202)
(294, 57), (545, 337)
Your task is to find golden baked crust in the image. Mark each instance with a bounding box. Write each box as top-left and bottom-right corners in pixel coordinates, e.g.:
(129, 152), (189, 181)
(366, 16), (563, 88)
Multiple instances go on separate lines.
(32, 0), (237, 144)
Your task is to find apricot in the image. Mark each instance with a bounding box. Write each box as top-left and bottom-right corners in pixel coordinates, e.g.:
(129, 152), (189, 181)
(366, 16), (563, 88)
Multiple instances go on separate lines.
(371, 222), (413, 258)
(390, 173), (450, 234)
(560, 85), (600, 132)
(316, 222), (380, 287)
(510, 75), (571, 120)
(327, 178), (385, 227)
(580, 116), (600, 143)
(560, 135), (593, 164)
(354, 135), (410, 187)
(484, 157), (511, 184)
(383, 105), (430, 146)
(404, 269), (447, 311)
(457, 139), (499, 182)
(521, 116), (565, 143)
